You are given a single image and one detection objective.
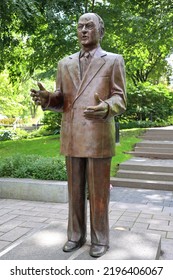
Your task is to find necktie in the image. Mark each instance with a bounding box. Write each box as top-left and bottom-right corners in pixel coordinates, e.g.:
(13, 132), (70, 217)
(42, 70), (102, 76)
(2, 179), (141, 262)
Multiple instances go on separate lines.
(80, 52), (90, 78)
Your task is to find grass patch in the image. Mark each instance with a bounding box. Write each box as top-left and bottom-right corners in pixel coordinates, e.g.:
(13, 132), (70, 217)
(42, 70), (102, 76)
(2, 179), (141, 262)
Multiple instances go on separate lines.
(0, 135), (62, 159)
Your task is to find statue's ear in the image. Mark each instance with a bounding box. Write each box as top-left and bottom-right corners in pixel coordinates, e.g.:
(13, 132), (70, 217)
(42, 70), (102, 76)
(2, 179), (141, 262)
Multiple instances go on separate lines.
(100, 27), (105, 41)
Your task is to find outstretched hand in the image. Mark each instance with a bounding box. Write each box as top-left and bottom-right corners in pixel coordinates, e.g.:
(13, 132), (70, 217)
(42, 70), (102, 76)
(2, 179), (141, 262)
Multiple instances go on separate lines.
(83, 93), (109, 120)
(30, 82), (50, 107)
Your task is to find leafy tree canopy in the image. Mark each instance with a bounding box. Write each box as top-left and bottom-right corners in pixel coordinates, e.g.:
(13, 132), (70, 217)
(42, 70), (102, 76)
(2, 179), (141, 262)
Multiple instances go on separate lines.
(0, 0), (173, 84)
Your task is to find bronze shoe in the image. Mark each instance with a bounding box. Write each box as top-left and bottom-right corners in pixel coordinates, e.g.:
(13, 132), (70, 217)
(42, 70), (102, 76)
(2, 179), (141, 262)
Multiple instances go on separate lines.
(89, 244), (109, 258)
(63, 239), (86, 252)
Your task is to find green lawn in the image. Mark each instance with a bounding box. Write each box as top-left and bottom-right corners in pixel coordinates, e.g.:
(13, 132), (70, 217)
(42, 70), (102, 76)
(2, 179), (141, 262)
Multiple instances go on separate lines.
(0, 128), (144, 177)
(0, 135), (62, 159)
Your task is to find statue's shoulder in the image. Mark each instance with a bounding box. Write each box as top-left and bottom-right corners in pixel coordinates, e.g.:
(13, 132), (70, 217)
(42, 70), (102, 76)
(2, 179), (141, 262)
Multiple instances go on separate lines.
(104, 51), (123, 60)
(101, 51), (124, 66)
(59, 52), (79, 63)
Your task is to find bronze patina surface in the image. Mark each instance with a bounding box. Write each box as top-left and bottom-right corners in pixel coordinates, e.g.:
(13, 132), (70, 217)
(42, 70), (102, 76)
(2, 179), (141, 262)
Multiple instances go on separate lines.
(31, 13), (127, 258)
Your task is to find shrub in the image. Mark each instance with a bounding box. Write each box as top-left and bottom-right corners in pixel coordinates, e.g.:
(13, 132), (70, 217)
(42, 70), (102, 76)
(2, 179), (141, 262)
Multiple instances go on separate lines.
(0, 128), (28, 141)
(42, 111), (62, 134)
(0, 130), (15, 141)
(122, 83), (173, 124)
(0, 154), (67, 181)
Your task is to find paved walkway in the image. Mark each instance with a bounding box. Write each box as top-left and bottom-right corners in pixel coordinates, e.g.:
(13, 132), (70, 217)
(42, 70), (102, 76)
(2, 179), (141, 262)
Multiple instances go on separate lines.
(0, 187), (173, 259)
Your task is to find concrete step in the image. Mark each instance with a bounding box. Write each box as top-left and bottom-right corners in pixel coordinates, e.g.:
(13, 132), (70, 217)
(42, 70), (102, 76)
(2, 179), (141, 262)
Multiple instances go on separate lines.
(127, 151), (173, 159)
(117, 170), (173, 181)
(145, 131), (173, 135)
(140, 135), (173, 141)
(119, 158), (173, 173)
(0, 222), (161, 260)
(111, 177), (173, 191)
(134, 147), (173, 153)
(144, 127), (173, 133)
(136, 141), (173, 149)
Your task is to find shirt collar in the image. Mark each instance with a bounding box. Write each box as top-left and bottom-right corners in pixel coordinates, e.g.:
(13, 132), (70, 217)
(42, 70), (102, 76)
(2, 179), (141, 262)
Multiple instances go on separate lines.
(80, 46), (100, 58)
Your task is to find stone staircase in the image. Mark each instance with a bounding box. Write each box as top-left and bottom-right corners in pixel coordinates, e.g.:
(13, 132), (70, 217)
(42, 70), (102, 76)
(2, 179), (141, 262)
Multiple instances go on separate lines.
(128, 127), (173, 159)
(111, 126), (173, 190)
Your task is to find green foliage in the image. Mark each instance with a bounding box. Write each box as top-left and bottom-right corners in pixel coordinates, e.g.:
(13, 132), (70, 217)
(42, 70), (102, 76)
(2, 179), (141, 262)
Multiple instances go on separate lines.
(0, 125), (59, 142)
(0, 154), (67, 180)
(120, 83), (173, 126)
(100, 0), (173, 85)
(42, 111), (62, 134)
(0, 130), (15, 141)
(1, 0), (173, 85)
(0, 0), (173, 127)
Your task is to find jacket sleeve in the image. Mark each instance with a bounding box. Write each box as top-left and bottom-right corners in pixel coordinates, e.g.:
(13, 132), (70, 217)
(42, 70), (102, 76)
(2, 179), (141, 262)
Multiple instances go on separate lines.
(104, 54), (127, 119)
(42, 61), (64, 112)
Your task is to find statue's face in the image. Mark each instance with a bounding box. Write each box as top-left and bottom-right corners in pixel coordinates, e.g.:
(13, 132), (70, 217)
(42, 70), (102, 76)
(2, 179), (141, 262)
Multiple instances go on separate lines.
(77, 13), (101, 50)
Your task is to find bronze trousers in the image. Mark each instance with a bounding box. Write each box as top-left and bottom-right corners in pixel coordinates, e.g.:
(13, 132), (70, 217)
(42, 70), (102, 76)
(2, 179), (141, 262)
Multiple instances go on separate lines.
(66, 156), (111, 246)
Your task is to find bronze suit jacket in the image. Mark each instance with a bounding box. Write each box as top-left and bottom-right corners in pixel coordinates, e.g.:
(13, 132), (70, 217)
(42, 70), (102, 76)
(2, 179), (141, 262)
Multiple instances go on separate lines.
(44, 47), (127, 158)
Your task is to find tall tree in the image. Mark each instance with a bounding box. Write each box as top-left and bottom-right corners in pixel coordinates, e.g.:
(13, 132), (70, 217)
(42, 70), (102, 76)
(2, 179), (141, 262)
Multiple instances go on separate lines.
(0, 0), (173, 85)
(98, 0), (173, 85)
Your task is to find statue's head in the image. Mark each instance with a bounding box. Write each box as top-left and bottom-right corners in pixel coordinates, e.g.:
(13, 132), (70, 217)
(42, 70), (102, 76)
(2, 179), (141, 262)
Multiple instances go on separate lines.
(77, 13), (105, 50)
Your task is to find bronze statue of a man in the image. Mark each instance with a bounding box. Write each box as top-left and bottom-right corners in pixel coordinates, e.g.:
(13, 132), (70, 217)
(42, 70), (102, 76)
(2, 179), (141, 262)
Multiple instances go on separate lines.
(31, 13), (126, 258)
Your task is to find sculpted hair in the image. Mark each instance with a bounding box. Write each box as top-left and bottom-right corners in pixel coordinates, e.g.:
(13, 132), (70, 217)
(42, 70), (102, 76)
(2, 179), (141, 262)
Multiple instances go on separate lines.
(94, 13), (105, 39)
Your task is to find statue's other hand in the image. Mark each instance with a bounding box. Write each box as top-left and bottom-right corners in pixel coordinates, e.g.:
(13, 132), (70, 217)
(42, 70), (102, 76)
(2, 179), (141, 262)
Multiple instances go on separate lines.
(83, 93), (109, 120)
(30, 82), (49, 107)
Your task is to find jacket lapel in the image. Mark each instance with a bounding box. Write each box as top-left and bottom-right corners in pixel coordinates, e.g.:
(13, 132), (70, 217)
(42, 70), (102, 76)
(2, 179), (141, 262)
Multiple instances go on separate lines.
(66, 52), (81, 91)
(75, 56), (106, 98)
(66, 49), (107, 104)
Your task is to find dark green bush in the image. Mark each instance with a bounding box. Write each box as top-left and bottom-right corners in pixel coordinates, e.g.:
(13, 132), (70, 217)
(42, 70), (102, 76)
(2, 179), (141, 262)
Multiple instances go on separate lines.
(0, 154), (67, 181)
(122, 83), (173, 124)
(42, 111), (62, 134)
(0, 130), (14, 141)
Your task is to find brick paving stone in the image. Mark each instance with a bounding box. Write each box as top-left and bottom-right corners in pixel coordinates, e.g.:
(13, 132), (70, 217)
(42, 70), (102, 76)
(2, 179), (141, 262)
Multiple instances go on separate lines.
(0, 241), (11, 251)
(13, 215), (48, 223)
(124, 210), (141, 216)
(141, 206), (163, 212)
(148, 223), (173, 232)
(131, 228), (167, 238)
(44, 218), (67, 224)
(0, 209), (12, 216)
(152, 213), (173, 220)
(119, 215), (137, 222)
(109, 210), (124, 217)
(0, 227), (32, 242)
(109, 219), (118, 227)
(0, 214), (18, 225)
(163, 207), (173, 213)
(138, 213), (153, 218)
(33, 207), (61, 214)
(160, 239), (173, 260)
(11, 209), (41, 216)
(37, 212), (68, 220)
(132, 222), (149, 229)
(109, 214), (122, 221)
(109, 209), (125, 215)
(136, 217), (169, 226)
(166, 232), (173, 239)
(50, 203), (68, 210)
(20, 221), (48, 228)
(113, 220), (134, 228)
(59, 209), (69, 215)
(11, 206), (35, 211)
(0, 219), (24, 233)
